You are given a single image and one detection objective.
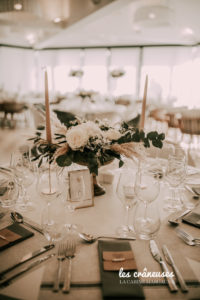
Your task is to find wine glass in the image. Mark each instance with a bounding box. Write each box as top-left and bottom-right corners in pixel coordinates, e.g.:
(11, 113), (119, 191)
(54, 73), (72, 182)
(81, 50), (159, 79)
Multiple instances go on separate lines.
(0, 167), (18, 208)
(65, 174), (86, 232)
(145, 142), (175, 181)
(164, 150), (187, 212)
(10, 149), (35, 210)
(116, 169), (137, 237)
(41, 198), (66, 243)
(134, 169), (160, 240)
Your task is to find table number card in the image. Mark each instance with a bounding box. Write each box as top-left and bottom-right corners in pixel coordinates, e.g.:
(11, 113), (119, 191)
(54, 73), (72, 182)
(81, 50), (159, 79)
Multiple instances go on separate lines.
(68, 169), (94, 209)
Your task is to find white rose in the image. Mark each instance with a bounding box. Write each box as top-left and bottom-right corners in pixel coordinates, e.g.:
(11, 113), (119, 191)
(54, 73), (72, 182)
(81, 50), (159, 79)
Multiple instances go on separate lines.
(104, 129), (121, 141)
(83, 121), (102, 137)
(66, 125), (88, 150)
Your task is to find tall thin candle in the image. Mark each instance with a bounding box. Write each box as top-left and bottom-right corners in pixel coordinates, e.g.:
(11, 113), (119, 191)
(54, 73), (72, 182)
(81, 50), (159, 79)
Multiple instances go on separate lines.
(44, 68), (52, 143)
(139, 75), (148, 130)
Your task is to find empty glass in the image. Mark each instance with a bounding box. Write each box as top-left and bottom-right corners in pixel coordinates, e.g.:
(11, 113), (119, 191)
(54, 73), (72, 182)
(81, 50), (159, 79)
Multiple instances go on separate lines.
(116, 169), (137, 237)
(134, 169), (160, 240)
(41, 198), (66, 243)
(65, 174), (86, 232)
(10, 150), (35, 210)
(37, 164), (62, 202)
(164, 150), (187, 212)
(145, 142), (175, 181)
(0, 167), (18, 208)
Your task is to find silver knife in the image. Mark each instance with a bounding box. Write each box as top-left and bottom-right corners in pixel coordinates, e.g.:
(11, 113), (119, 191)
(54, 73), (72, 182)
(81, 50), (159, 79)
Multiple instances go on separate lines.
(149, 240), (178, 292)
(0, 253), (55, 287)
(0, 244), (54, 279)
(162, 245), (188, 293)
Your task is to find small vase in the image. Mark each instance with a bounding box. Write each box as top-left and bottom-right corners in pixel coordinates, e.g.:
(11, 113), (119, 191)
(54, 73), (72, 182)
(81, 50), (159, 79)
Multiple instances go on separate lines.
(92, 174), (106, 196)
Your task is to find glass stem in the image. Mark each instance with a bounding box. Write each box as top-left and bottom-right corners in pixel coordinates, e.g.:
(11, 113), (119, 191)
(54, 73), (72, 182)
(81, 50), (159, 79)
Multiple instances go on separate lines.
(144, 203), (148, 221)
(172, 187), (176, 203)
(47, 202), (51, 224)
(124, 206), (130, 228)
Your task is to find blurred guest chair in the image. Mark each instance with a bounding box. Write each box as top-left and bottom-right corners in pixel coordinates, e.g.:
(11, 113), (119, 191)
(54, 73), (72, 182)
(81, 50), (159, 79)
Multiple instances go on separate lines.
(0, 102), (27, 129)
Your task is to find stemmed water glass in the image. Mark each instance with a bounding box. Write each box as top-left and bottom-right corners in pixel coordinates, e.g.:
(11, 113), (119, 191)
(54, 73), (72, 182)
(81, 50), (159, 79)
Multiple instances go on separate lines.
(134, 169), (160, 240)
(116, 169), (137, 237)
(10, 148), (35, 210)
(41, 197), (66, 243)
(164, 148), (187, 212)
(0, 167), (18, 208)
(65, 174), (86, 232)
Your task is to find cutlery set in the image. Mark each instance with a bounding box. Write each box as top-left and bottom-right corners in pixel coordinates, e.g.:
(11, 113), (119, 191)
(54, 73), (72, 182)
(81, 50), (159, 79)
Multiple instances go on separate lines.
(53, 239), (76, 293)
(150, 240), (188, 293)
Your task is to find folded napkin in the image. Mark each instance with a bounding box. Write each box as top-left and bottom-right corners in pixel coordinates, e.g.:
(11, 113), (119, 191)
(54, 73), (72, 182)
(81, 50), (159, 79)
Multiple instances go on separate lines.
(0, 294), (20, 300)
(0, 223), (34, 251)
(98, 240), (145, 299)
(182, 212), (200, 228)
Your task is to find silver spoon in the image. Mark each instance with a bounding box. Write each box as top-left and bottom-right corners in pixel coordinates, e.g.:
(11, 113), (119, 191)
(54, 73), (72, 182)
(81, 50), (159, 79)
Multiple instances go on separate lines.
(79, 232), (136, 243)
(10, 212), (43, 235)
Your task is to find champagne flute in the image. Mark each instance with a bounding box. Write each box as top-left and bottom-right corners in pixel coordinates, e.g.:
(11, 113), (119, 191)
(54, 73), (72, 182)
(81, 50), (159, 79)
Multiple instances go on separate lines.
(116, 169), (137, 237)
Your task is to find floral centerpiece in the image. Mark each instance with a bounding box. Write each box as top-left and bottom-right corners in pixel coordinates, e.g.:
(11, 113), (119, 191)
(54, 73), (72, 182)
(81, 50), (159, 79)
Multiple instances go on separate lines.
(76, 89), (97, 100)
(110, 69), (125, 78)
(30, 113), (165, 195)
(69, 69), (84, 78)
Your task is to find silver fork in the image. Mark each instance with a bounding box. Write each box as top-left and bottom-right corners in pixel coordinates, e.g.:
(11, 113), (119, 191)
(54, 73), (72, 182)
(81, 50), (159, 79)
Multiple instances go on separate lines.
(175, 228), (200, 246)
(53, 243), (66, 292)
(62, 239), (76, 293)
(175, 228), (200, 242)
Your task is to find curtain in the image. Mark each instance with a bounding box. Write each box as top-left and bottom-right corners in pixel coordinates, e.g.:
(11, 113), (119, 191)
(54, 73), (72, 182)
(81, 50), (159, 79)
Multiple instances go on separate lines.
(0, 45), (200, 107)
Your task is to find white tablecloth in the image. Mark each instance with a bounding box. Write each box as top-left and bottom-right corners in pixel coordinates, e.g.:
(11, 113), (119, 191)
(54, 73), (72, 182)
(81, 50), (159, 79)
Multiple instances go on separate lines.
(1, 166), (200, 300)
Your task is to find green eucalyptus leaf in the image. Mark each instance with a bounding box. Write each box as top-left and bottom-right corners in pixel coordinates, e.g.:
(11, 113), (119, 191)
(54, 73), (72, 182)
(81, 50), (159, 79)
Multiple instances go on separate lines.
(56, 154), (72, 167)
(119, 160), (124, 168)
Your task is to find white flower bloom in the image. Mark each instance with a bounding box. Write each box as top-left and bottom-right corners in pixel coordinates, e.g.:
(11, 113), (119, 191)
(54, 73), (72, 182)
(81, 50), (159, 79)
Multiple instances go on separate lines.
(103, 129), (121, 141)
(66, 125), (88, 150)
(83, 121), (102, 137)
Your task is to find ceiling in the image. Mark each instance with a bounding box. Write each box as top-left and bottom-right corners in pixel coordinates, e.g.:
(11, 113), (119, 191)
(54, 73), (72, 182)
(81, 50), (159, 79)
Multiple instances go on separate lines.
(0, 0), (200, 49)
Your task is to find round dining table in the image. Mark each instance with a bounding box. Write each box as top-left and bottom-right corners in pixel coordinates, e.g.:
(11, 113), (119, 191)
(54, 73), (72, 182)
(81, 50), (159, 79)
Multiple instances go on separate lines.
(0, 161), (200, 300)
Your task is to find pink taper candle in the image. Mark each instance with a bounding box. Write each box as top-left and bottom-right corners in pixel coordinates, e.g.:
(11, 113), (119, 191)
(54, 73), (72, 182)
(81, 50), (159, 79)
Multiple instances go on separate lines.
(44, 68), (52, 143)
(139, 75), (148, 130)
